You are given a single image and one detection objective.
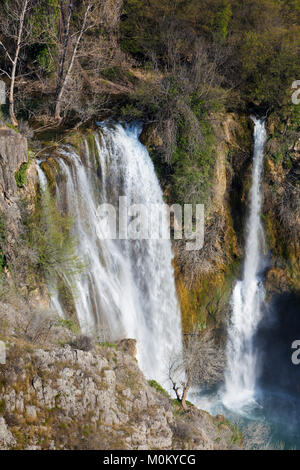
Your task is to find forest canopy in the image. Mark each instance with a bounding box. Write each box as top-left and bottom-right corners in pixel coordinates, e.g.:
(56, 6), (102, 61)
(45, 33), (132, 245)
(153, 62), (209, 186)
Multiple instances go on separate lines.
(0, 0), (298, 125)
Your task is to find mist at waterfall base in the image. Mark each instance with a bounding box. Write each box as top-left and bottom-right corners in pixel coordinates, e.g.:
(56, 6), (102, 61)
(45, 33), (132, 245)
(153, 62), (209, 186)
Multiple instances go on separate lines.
(193, 118), (300, 449)
(37, 122), (182, 387)
(192, 295), (300, 449)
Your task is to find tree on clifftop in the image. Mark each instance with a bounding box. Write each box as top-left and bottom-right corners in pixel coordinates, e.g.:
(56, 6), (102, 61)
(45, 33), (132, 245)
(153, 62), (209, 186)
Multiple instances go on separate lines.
(0, 0), (34, 127)
(54, 0), (95, 121)
(168, 328), (225, 410)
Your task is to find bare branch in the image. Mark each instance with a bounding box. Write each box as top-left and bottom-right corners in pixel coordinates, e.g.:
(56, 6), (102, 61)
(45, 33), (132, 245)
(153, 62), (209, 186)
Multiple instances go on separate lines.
(0, 41), (14, 64)
(168, 327), (225, 410)
(0, 68), (12, 79)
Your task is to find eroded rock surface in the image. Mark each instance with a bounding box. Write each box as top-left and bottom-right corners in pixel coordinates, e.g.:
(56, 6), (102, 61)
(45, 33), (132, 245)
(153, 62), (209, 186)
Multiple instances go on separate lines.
(0, 338), (240, 450)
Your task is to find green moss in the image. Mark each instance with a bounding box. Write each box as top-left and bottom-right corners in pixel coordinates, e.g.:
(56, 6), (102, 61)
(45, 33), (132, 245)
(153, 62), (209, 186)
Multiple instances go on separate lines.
(0, 399), (5, 413)
(271, 151), (284, 166)
(177, 256), (239, 333)
(15, 160), (30, 188)
(36, 46), (54, 73)
(214, 416), (243, 445)
(100, 341), (117, 349)
(82, 424), (91, 437)
(213, 1), (232, 40)
(148, 379), (170, 398)
(5, 123), (18, 133)
(185, 400), (194, 407)
(171, 398), (194, 416)
(24, 190), (84, 285)
(56, 318), (78, 333)
(171, 399), (183, 416)
(229, 423), (243, 445)
(171, 105), (216, 209)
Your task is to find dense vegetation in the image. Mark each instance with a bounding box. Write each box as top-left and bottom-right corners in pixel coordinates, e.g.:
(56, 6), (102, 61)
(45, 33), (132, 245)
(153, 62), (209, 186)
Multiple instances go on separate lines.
(0, 0), (299, 206)
(1, 0), (299, 116)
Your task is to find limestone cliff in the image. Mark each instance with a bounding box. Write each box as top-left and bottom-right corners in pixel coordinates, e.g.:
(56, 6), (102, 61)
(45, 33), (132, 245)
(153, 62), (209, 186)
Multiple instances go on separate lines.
(174, 113), (253, 333)
(0, 325), (241, 450)
(263, 111), (300, 297)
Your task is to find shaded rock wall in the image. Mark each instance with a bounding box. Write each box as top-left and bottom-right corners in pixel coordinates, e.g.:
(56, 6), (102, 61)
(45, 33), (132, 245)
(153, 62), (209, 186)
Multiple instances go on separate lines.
(172, 113), (253, 332)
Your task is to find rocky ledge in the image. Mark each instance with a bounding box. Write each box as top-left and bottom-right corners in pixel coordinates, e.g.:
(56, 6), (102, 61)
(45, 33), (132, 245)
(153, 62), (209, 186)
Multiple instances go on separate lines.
(0, 336), (242, 450)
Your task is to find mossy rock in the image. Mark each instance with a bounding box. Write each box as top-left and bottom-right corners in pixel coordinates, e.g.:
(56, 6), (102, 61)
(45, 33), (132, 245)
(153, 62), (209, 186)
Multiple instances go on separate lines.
(40, 161), (57, 190)
(15, 161), (30, 188)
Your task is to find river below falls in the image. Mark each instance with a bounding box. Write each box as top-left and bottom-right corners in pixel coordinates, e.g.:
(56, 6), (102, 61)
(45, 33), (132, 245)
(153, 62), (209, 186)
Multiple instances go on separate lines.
(193, 291), (300, 449)
(192, 386), (300, 449)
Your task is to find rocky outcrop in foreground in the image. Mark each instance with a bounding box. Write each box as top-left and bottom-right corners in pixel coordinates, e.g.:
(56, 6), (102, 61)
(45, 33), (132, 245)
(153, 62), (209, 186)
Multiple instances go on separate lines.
(0, 334), (241, 450)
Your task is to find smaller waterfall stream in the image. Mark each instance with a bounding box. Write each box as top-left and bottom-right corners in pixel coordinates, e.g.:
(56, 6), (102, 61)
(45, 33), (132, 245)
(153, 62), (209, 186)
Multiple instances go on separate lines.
(191, 118), (299, 448)
(223, 117), (267, 410)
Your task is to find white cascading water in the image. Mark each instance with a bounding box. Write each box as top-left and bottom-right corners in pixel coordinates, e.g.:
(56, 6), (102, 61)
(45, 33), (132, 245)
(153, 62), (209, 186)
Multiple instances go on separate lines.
(223, 117), (267, 410)
(37, 123), (182, 384)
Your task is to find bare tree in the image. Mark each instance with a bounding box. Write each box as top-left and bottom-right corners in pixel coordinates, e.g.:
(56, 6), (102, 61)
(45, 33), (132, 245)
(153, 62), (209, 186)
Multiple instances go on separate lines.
(54, 0), (94, 121)
(168, 328), (225, 410)
(0, 0), (33, 126)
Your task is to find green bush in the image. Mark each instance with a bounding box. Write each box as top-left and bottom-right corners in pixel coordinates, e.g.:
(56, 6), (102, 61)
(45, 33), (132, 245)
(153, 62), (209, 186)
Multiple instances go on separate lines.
(100, 342), (117, 349)
(148, 379), (170, 398)
(36, 46), (55, 74)
(171, 105), (215, 208)
(213, 1), (232, 40)
(15, 161), (30, 188)
(24, 191), (84, 281)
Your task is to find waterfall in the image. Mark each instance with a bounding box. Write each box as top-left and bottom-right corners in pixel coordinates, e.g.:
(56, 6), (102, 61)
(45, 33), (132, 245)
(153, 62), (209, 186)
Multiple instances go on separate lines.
(37, 123), (182, 384)
(223, 117), (267, 410)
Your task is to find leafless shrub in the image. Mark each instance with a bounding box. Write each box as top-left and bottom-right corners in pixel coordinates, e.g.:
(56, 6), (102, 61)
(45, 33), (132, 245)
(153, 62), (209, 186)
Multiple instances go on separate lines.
(70, 334), (94, 352)
(4, 412), (20, 427)
(277, 176), (300, 243)
(101, 0), (123, 30)
(168, 328), (225, 410)
(0, 311), (8, 335)
(80, 321), (112, 344)
(0, 276), (10, 303)
(18, 120), (34, 138)
(60, 73), (109, 126)
(15, 309), (56, 344)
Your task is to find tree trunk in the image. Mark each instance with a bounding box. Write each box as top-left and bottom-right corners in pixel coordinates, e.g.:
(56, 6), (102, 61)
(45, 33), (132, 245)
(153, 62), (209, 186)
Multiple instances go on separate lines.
(9, 72), (18, 127)
(9, 0), (29, 127)
(181, 377), (191, 410)
(55, 0), (73, 121)
(54, 2), (91, 121)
